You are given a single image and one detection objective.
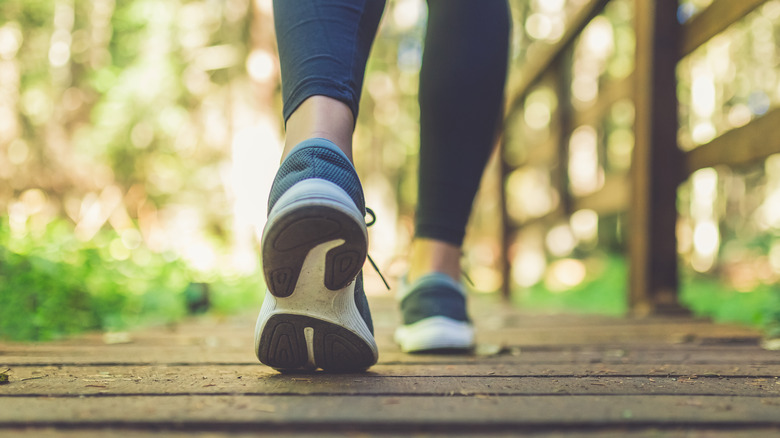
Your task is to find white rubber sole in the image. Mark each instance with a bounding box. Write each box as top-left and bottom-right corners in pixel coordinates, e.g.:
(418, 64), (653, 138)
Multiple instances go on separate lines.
(255, 179), (377, 372)
(394, 316), (475, 353)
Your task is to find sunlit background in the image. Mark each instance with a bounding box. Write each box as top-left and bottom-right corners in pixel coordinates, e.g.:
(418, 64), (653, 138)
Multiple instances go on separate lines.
(1, 0), (780, 340)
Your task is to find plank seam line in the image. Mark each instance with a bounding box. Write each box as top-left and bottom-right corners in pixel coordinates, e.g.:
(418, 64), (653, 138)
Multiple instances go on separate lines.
(2, 421), (780, 433)
(6, 360), (780, 367)
(2, 393), (779, 398)
(3, 374), (779, 378)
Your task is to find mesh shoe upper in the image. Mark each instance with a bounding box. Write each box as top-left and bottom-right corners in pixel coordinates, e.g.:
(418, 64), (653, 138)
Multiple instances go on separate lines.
(268, 138), (365, 215)
(399, 273), (470, 325)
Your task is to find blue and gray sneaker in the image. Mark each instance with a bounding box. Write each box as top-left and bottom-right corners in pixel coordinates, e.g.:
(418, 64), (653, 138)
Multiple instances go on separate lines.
(394, 272), (474, 353)
(254, 138), (378, 372)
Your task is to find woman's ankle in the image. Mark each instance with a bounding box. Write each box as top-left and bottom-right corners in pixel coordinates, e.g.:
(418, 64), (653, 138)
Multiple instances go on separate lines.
(282, 96), (355, 162)
(407, 238), (462, 284)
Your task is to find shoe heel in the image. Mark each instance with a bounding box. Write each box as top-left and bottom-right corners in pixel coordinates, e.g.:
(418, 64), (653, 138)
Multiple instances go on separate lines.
(262, 205), (367, 298)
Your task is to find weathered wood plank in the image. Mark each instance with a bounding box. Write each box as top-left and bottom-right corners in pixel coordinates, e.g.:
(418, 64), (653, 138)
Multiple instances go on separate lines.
(680, 0), (769, 58)
(4, 363), (780, 378)
(685, 107), (780, 174)
(1, 429), (779, 438)
(3, 343), (778, 367)
(2, 395), (780, 427)
(0, 310), (761, 358)
(1, 367), (777, 396)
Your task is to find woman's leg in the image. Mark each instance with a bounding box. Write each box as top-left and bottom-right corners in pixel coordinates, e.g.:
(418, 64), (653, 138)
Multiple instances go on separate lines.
(395, 0), (510, 353)
(274, 0), (386, 162)
(409, 0), (511, 283)
(256, 0), (386, 372)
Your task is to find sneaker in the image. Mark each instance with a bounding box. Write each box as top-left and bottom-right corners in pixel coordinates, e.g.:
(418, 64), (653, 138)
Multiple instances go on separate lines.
(394, 272), (475, 353)
(254, 138), (378, 372)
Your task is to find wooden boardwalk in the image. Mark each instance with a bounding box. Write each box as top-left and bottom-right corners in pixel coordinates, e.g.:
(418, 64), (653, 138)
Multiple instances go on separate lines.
(1, 294), (779, 437)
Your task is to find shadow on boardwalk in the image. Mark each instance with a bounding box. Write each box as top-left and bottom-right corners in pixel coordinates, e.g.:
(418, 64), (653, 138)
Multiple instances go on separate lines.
(1, 294), (779, 437)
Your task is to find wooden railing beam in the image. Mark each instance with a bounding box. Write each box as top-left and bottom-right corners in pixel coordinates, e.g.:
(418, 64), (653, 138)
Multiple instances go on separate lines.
(686, 107), (780, 174)
(680, 0), (768, 58)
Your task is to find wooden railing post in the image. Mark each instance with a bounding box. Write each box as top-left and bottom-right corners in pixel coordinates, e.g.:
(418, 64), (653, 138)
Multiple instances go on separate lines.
(499, 135), (512, 301)
(630, 0), (687, 315)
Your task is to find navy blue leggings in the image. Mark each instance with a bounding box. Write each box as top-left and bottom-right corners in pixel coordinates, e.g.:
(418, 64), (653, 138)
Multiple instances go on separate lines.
(274, 0), (510, 246)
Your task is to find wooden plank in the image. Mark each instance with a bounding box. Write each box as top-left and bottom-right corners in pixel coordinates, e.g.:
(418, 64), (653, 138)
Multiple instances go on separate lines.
(2, 345), (778, 367)
(4, 363), (780, 379)
(0, 312), (765, 366)
(480, 322), (761, 344)
(0, 330), (767, 364)
(1, 430), (779, 438)
(1, 367), (778, 396)
(685, 107), (780, 174)
(0, 432), (362, 438)
(2, 395), (780, 428)
(499, 139), (512, 299)
(629, 0), (686, 314)
(504, 0), (611, 115)
(680, 0), (769, 58)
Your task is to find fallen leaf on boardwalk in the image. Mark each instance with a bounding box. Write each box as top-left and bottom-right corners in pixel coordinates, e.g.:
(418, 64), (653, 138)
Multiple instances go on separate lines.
(103, 332), (132, 344)
(0, 369), (9, 384)
(762, 338), (780, 351)
(474, 344), (504, 356)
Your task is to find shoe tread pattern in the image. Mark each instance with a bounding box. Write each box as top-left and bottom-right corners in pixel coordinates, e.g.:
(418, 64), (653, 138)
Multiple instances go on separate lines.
(257, 314), (375, 372)
(262, 205), (366, 298)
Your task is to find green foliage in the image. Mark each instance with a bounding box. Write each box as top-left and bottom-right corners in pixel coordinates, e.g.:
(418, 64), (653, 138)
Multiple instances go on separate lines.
(681, 273), (780, 334)
(513, 253), (628, 316)
(0, 218), (262, 342)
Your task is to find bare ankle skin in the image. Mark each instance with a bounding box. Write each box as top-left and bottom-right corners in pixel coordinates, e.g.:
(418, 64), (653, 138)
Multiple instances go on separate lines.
(282, 95), (355, 162)
(407, 238), (462, 284)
